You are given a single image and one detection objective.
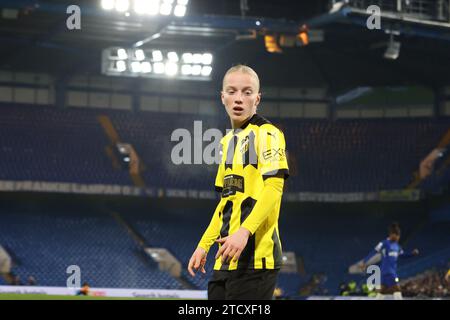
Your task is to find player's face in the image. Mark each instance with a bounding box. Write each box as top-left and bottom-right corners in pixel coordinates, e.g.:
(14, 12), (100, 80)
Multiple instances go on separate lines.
(221, 71), (261, 128)
(389, 233), (400, 242)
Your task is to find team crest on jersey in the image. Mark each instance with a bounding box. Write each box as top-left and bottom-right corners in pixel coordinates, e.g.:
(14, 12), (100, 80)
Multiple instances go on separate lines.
(240, 136), (250, 154)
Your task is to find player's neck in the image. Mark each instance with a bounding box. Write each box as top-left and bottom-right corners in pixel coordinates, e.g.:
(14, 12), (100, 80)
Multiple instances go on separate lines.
(231, 113), (256, 130)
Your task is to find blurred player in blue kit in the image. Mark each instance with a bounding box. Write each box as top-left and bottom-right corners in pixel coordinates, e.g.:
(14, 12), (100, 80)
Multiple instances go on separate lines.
(360, 222), (419, 299)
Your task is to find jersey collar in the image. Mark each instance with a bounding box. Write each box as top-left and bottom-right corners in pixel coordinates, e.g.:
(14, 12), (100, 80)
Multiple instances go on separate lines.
(234, 113), (257, 133)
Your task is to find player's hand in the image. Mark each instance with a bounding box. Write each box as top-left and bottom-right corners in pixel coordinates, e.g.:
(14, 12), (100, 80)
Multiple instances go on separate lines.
(412, 249), (419, 256)
(188, 247), (207, 277)
(215, 227), (251, 264)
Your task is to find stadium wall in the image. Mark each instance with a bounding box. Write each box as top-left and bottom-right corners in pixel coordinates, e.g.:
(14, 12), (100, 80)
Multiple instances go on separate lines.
(3, 70), (450, 119)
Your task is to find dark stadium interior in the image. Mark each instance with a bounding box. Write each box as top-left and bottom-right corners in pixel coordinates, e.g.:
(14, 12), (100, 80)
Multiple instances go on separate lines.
(2, 0), (450, 90)
(0, 0), (449, 300)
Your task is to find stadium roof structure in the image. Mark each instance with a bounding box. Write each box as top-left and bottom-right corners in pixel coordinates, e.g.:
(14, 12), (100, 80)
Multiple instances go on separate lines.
(1, 0), (450, 92)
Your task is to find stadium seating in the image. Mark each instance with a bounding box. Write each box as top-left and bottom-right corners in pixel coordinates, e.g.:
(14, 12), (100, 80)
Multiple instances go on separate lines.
(276, 273), (310, 297)
(420, 148), (450, 194)
(119, 206), (448, 295)
(122, 209), (216, 290)
(122, 209), (314, 294)
(107, 109), (224, 190)
(1, 103), (449, 296)
(399, 221), (450, 278)
(280, 118), (450, 192)
(1, 103), (449, 193)
(401, 267), (450, 298)
(278, 208), (426, 294)
(0, 103), (131, 185)
(0, 208), (183, 289)
(1, 202), (448, 296)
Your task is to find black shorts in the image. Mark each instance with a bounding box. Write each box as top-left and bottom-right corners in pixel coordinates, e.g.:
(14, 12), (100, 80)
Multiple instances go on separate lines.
(208, 269), (279, 300)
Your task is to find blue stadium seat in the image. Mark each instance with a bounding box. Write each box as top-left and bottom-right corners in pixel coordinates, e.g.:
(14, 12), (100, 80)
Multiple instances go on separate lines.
(0, 208), (184, 289)
(1, 103), (449, 193)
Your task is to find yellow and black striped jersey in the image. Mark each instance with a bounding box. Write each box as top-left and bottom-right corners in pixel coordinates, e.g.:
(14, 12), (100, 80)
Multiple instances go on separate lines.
(198, 113), (289, 270)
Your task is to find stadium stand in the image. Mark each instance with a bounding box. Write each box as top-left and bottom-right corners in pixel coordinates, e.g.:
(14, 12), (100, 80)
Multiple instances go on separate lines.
(116, 205), (449, 295)
(0, 103), (131, 186)
(279, 208), (428, 294)
(276, 273), (310, 297)
(401, 267), (450, 298)
(1, 103), (449, 193)
(0, 196), (448, 296)
(0, 103), (449, 296)
(281, 118), (450, 192)
(0, 207), (183, 289)
(122, 209), (216, 290)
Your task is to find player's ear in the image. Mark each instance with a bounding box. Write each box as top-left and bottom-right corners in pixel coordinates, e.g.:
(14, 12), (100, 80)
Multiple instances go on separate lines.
(221, 91), (225, 105)
(255, 92), (261, 107)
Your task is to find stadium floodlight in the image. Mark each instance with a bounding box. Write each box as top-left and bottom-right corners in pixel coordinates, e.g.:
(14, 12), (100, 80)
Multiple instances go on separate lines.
(202, 53), (213, 65)
(182, 52), (193, 63)
(131, 61), (142, 73)
(101, 0), (186, 17)
(134, 0), (160, 15)
(102, 47), (213, 80)
(148, 0), (160, 15)
(191, 64), (202, 76)
(117, 48), (128, 60)
(165, 62), (178, 76)
(201, 66), (212, 77)
(153, 62), (165, 74)
(174, 5), (187, 17)
(101, 0), (115, 10)
(134, 0), (148, 14)
(141, 61), (152, 73)
(115, 0), (129, 12)
(192, 53), (203, 64)
(160, 0), (173, 15)
(167, 51), (179, 62)
(116, 60), (127, 72)
(181, 64), (192, 75)
(152, 50), (163, 62)
(134, 49), (145, 61)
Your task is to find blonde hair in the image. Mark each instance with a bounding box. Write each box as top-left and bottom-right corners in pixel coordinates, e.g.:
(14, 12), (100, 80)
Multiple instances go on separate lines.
(222, 64), (260, 92)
